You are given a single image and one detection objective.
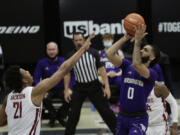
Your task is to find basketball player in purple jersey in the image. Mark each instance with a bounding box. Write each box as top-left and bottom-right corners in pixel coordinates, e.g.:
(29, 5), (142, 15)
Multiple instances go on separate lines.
(106, 25), (160, 135)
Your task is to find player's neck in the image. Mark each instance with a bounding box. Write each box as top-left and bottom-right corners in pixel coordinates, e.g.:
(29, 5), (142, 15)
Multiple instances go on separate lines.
(22, 83), (31, 89)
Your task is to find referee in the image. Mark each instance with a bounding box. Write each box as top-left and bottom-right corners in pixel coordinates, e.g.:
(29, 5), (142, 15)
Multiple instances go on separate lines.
(64, 32), (116, 135)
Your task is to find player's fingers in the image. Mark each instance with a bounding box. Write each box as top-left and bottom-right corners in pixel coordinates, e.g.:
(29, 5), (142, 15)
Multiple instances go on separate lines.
(108, 92), (111, 99)
(107, 93), (110, 99)
(88, 41), (91, 47)
(103, 91), (106, 97)
(89, 33), (95, 40)
(143, 32), (148, 38)
(142, 24), (147, 32)
(134, 25), (137, 31)
(87, 33), (95, 42)
(68, 95), (71, 101)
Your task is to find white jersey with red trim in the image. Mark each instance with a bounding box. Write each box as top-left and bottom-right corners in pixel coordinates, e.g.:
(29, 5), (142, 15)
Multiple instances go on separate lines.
(5, 86), (42, 135)
(147, 89), (168, 126)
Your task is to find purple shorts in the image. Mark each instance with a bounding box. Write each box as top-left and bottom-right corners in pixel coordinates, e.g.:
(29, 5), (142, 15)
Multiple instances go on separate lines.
(116, 114), (148, 135)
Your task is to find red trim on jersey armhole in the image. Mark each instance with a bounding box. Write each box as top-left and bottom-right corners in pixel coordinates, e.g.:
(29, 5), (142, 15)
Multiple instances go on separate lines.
(29, 108), (41, 135)
(163, 113), (168, 121)
(163, 113), (169, 135)
(161, 98), (167, 109)
(165, 120), (169, 135)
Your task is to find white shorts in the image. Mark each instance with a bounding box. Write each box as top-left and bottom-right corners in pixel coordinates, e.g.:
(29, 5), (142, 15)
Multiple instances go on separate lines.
(146, 123), (169, 135)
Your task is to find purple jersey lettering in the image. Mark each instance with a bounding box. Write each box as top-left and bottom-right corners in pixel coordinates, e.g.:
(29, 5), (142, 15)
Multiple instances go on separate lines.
(119, 59), (157, 113)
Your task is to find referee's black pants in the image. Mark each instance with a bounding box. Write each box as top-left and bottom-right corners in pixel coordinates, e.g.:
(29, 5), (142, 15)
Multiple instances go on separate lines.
(64, 80), (116, 135)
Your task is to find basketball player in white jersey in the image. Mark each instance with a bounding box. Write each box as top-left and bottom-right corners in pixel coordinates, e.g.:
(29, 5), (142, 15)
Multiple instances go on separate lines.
(0, 34), (95, 135)
(146, 82), (178, 135)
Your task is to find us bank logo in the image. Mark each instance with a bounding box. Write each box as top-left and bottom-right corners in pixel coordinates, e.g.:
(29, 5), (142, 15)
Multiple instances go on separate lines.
(64, 20), (125, 39)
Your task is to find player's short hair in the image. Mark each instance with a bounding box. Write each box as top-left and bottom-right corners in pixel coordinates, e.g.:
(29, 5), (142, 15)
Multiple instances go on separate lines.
(72, 32), (85, 40)
(4, 65), (23, 93)
(102, 34), (114, 40)
(149, 45), (160, 67)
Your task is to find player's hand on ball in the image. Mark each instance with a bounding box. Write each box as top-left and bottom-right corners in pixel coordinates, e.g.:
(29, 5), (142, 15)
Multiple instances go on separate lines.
(134, 24), (148, 42)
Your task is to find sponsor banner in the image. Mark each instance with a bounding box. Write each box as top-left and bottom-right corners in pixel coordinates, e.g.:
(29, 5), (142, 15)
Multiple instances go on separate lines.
(0, 26), (40, 34)
(0, 0), (44, 64)
(59, 0), (137, 56)
(63, 20), (125, 39)
(152, 0), (180, 58)
(158, 22), (180, 33)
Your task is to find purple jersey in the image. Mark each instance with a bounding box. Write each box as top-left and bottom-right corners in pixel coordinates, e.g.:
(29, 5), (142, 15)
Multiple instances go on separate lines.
(119, 59), (158, 113)
(34, 57), (65, 88)
(152, 64), (165, 83)
(100, 49), (121, 73)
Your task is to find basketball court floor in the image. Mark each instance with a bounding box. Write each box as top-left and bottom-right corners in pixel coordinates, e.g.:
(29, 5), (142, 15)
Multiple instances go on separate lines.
(0, 101), (179, 135)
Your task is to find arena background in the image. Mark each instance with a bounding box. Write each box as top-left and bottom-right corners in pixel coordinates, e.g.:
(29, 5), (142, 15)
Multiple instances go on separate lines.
(0, 0), (179, 134)
(0, 0), (179, 97)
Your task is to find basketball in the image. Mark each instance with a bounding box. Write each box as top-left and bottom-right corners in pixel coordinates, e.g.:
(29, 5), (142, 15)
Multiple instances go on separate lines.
(123, 13), (145, 36)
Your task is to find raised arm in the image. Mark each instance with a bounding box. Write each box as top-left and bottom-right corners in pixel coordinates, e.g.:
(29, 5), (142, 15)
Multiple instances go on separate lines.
(32, 34), (95, 106)
(33, 61), (43, 85)
(132, 24), (149, 78)
(106, 35), (130, 67)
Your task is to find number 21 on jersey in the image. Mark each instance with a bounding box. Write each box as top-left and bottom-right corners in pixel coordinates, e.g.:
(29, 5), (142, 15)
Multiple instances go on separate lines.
(127, 87), (134, 99)
(13, 101), (22, 119)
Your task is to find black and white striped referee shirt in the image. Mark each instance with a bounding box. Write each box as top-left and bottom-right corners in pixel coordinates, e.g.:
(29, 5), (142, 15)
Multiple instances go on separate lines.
(67, 48), (103, 83)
